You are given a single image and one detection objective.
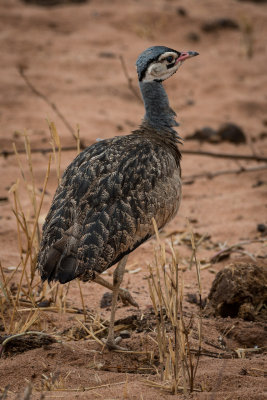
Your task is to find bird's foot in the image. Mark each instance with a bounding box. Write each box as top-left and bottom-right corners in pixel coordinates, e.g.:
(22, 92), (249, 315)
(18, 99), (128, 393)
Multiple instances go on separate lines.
(119, 288), (139, 308)
(102, 336), (127, 351)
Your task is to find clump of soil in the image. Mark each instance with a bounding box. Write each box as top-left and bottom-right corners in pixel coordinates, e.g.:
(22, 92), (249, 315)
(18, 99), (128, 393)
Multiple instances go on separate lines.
(0, 332), (57, 357)
(186, 123), (246, 144)
(201, 18), (240, 32)
(205, 262), (267, 321)
(216, 319), (267, 348)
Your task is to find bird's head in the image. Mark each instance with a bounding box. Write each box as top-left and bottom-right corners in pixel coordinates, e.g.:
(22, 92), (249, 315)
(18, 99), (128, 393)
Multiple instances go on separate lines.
(136, 45), (199, 83)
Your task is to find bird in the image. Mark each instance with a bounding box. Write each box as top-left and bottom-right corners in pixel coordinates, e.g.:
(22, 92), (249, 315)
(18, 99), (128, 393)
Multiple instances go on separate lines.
(37, 45), (199, 350)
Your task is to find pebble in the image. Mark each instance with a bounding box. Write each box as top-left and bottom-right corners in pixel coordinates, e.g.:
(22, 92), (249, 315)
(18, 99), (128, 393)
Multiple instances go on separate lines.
(257, 223), (266, 233)
(202, 18), (239, 32)
(100, 292), (112, 308)
(119, 330), (131, 339)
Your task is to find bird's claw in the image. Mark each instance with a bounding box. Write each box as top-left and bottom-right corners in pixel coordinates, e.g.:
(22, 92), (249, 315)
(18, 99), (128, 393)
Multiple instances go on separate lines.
(102, 336), (127, 351)
(119, 288), (139, 308)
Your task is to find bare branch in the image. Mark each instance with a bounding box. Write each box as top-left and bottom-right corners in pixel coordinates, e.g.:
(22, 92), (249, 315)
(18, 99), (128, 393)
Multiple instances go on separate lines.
(1, 145), (80, 158)
(18, 65), (85, 147)
(210, 239), (267, 264)
(119, 55), (142, 103)
(182, 149), (267, 163)
(183, 164), (267, 183)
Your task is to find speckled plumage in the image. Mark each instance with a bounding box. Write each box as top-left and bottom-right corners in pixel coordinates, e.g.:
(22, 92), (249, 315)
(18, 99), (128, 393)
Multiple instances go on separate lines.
(38, 45), (198, 291)
(38, 126), (181, 283)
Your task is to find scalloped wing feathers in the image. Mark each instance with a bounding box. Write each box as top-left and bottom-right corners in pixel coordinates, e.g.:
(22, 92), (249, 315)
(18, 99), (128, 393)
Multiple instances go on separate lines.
(37, 130), (181, 283)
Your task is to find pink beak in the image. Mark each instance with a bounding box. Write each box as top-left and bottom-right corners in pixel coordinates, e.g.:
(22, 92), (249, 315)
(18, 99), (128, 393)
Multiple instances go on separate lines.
(176, 51), (199, 63)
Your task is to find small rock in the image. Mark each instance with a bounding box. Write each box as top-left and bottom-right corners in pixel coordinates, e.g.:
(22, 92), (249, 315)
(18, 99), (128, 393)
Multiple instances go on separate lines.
(186, 99), (195, 106)
(202, 18), (239, 32)
(218, 335), (226, 348)
(119, 330), (131, 339)
(186, 32), (200, 42)
(252, 180), (265, 188)
(217, 123), (246, 144)
(100, 292), (112, 308)
(37, 299), (52, 308)
(259, 132), (267, 140)
(186, 293), (206, 308)
(116, 124), (123, 131)
(98, 52), (116, 59)
(186, 127), (218, 143)
(187, 293), (198, 304)
(257, 223), (266, 233)
(239, 368), (248, 376)
(176, 7), (187, 17)
(188, 217), (198, 223)
(183, 179), (195, 185)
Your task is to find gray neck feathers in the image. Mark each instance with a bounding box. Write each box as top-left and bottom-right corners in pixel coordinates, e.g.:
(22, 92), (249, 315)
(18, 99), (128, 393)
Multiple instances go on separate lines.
(139, 81), (179, 135)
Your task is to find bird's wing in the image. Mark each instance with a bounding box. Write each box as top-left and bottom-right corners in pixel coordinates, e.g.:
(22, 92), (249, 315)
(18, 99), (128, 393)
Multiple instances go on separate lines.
(38, 134), (181, 283)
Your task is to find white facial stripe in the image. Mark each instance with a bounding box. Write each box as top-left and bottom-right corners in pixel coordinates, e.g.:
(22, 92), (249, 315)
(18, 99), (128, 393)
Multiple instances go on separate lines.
(141, 52), (182, 82)
(143, 64), (160, 82)
(142, 61), (180, 82)
(158, 51), (177, 62)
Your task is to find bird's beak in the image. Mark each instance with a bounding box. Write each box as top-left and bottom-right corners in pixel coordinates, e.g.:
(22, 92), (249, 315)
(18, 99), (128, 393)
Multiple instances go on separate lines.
(176, 51), (199, 63)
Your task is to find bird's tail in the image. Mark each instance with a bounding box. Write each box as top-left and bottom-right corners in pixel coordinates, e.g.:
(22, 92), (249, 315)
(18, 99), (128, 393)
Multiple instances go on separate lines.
(40, 231), (79, 284)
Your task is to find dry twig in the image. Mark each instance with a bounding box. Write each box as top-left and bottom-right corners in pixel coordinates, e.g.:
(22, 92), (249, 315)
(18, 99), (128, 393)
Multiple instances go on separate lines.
(183, 164), (267, 183)
(119, 55), (142, 103)
(182, 149), (267, 162)
(1, 145), (84, 158)
(18, 65), (84, 147)
(147, 220), (202, 394)
(210, 239), (267, 263)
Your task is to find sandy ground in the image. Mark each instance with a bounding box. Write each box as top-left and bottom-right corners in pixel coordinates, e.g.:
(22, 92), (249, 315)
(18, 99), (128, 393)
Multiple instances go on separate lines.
(0, 0), (267, 399)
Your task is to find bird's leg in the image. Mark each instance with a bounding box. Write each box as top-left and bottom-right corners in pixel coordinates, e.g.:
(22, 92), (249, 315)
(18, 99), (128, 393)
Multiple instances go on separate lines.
(102, 255), (129, 351)
(94, 274), (139, 308)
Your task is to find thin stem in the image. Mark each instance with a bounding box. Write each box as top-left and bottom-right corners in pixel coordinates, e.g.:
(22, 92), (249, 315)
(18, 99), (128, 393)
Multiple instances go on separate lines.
(18, 65), (78, 143)
(182, 149), (267, 162)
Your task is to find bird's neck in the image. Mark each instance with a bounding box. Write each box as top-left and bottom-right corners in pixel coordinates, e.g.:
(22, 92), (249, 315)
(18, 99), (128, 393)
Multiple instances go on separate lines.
(139, 81), (179, 135)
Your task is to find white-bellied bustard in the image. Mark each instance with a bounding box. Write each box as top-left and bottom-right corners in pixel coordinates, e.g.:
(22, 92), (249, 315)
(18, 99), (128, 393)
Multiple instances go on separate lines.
(38, 46), (199, 350)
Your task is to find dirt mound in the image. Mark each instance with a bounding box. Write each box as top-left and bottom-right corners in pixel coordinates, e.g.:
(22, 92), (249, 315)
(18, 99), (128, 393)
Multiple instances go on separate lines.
(206, 262), (267, 321)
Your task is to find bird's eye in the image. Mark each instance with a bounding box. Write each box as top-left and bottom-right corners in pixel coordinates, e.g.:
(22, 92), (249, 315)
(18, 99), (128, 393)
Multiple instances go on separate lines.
(166, 56), (174, 63)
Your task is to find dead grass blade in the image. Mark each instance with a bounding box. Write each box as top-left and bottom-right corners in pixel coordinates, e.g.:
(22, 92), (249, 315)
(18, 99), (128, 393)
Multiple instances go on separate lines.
(147, 221), (203, 394)
(1, 124), (87, 336)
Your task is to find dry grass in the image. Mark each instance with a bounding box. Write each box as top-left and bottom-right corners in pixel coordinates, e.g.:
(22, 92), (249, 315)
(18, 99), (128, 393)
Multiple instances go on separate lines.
(1, 122), (204, 397)
(0, 122), (82, 337)
(146, 219), (202, 394)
